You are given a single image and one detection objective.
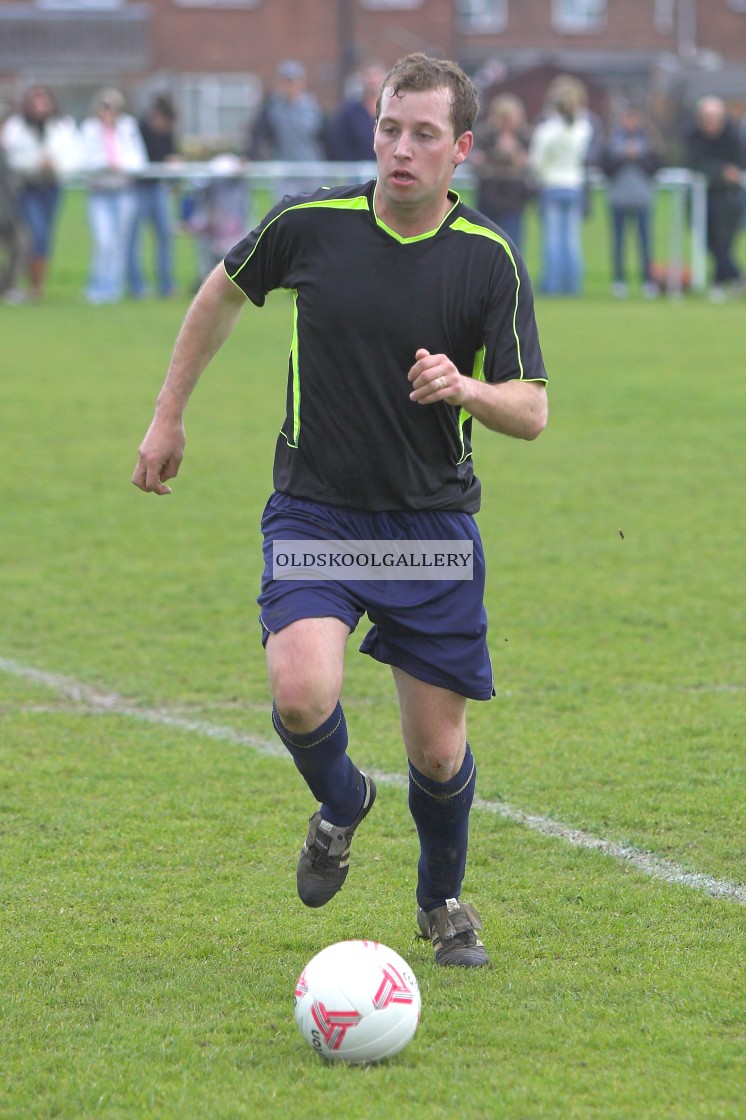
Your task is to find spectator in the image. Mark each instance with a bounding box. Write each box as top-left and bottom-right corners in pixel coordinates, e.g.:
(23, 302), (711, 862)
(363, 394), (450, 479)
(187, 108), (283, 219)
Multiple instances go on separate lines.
(471, 92), (533, 251)
(1, 85), (81, 301)
(0, 144), (25, 301)
(326, 62), (387, 161)
(127, 92), (180, 299)
(600, 100), (663, 298)
(740, 110), (746, 227)
(182, 154), (249, 290)
(247, 60), (326, 200)
(79, 88), (147, 304)
(686, 96), (744, 301)
(529, 75), (593, 296)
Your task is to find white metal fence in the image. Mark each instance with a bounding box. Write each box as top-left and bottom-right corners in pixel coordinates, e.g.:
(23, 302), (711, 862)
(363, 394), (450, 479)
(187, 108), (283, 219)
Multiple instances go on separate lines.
(85, 160), (711, 294)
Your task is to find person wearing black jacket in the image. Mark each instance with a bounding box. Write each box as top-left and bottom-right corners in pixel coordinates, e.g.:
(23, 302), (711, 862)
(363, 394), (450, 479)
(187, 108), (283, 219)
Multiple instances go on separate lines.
(127, 93), (179, 298)
(686, 96), (744, 301)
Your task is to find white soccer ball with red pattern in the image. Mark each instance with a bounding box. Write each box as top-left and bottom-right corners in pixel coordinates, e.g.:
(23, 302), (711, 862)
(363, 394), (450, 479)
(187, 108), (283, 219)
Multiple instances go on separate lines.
(293, 939), (421, 1064)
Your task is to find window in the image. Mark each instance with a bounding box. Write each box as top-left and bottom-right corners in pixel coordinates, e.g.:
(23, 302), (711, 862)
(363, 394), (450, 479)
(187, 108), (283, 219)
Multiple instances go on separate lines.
(360, 1), (423, 9)
(552, 0), (606, 33)
(457, 0), (507, 34)
(179, 74), (262, 148)
(173, 0), (260, 7)
(36, 0), (124, 8)
(654, 0), (676, 32)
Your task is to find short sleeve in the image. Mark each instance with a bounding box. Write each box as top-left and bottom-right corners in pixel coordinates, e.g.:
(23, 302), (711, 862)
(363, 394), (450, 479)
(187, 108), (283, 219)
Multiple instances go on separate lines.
(480, 245), (547, 385)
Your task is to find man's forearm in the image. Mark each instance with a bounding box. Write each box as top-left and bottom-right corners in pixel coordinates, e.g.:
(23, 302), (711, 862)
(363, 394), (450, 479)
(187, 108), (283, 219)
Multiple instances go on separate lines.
(155, 265), (246, 418)
(461, 377), (548, 440)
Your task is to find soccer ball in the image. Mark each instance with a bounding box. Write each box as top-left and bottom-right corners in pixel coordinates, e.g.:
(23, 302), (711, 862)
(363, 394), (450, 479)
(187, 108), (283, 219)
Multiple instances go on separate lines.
(293, 940), (421, 1064)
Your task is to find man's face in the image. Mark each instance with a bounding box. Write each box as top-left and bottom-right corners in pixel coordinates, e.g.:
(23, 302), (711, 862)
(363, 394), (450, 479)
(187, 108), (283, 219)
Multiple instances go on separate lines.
(698, 99), (725, 137)
(28, 88), (54, 119)
(280, 75), (305, 102)
(361, 66), (386, 101)
(373, 85), (472, 216)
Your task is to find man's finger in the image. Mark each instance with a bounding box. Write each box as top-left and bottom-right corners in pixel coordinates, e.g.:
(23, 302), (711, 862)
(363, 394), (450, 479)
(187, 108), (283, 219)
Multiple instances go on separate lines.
(131, 457), (174, 494)
(145, 464), (172, 494)
(408, 348), (432, 382)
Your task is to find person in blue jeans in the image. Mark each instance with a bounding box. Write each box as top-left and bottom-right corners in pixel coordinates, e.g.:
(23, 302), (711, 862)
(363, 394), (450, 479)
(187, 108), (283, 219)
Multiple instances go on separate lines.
(0, 85), (81, 300)
(529, 76), (593, 295)
(472, 92), (533, 253)
(127, 94), (179, 299)
(600, 102), (663, 298)
(79, 88), (147, 304)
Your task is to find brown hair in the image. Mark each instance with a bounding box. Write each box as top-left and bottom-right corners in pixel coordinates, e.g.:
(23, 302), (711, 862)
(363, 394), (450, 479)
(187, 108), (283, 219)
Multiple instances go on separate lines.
(92, 87), (126, 116)
(487, 92), (527, 132)
(376, 53), (479, 140)
(21, 85), (60, 128)
(545, 75), (588, 124)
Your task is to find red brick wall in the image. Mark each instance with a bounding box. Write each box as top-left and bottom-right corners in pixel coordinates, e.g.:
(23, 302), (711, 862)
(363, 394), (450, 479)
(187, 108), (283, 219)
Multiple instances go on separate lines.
(1, 0), (745, 109)
(149, 0), (459, 110)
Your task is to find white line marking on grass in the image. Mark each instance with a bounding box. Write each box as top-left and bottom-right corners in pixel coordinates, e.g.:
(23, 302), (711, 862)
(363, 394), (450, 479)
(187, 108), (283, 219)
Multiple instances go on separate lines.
(2, 656), (745, 906)
(0, 657), (285, 758)
(471, 798), (746, 903)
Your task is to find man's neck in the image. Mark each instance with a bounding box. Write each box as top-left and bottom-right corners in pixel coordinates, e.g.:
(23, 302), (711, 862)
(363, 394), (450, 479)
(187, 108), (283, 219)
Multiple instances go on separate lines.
(373, 186), (456, 239)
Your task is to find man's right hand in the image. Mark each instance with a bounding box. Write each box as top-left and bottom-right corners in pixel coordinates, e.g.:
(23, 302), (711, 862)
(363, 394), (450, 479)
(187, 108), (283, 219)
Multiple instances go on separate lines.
(131, 415), (185, 495)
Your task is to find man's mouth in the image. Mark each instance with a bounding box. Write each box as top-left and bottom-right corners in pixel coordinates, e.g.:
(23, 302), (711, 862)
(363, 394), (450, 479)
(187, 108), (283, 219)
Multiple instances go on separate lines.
(391, 169), (415, 184)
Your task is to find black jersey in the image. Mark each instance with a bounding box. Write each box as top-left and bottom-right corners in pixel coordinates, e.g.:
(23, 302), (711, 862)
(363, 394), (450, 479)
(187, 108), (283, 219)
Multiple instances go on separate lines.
(224, 180), (547, 512)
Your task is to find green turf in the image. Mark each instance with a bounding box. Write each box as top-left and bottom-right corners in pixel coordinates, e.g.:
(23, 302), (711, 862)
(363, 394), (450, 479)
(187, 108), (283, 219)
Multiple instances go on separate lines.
(1, 189), (744, 1119)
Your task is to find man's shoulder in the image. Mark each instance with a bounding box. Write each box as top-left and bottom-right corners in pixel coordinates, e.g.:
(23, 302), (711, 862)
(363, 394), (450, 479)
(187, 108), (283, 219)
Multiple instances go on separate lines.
(449, 200), (519, 243)
(256, 181), (374, 234)
(275, 180), (373, 212)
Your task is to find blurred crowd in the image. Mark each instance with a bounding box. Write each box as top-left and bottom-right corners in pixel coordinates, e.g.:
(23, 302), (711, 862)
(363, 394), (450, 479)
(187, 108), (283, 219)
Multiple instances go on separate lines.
(1, 63), (745, 306)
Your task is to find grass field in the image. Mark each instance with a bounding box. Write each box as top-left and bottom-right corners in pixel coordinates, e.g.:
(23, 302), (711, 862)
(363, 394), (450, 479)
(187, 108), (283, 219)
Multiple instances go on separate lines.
(1, 188), (745, 1119)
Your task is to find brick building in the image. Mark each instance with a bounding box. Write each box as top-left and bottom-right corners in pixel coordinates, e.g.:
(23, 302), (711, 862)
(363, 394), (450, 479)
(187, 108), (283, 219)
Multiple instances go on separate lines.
(1, 0), (745, 148)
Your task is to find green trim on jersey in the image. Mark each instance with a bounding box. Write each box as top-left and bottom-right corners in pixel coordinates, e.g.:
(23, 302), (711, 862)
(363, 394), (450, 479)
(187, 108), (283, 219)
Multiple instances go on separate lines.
(228, 194), (371, 447)
(288, 291), (301, 447)
(223, 179), (547, 512)
(448, 215), (527, 383)
(456, 349), (486, 465)
(448, 215), (546, 462)
(372, 189), (461, 244)
(226, 194), (371, 283)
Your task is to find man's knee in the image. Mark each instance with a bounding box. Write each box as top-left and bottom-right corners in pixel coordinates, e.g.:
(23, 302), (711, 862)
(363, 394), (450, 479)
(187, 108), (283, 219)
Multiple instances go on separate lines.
(412, 740), (467, 782)
(266, 619), (347, 733)
(272, 676), (339, 733)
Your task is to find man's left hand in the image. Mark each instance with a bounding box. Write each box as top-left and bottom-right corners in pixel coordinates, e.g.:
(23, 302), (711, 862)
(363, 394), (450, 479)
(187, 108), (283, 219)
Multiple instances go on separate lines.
(407, 349), (466, 406)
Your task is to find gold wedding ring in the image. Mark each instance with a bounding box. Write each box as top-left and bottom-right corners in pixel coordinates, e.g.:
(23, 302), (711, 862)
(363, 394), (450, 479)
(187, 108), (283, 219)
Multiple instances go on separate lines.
(435, 376), (446, 391)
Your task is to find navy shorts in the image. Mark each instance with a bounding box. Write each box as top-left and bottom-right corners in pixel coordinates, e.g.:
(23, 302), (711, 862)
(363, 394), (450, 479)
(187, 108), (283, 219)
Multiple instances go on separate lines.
(257, 491), (495, 701)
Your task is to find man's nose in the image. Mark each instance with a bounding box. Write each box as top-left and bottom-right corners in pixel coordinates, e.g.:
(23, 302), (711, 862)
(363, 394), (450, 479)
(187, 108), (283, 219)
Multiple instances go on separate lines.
(394, 132), (413, 158)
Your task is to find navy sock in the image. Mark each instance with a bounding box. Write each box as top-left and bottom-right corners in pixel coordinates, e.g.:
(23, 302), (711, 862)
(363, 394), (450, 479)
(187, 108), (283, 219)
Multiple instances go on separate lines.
(408, 744), (476, 911)
(271, 701), (364, 826)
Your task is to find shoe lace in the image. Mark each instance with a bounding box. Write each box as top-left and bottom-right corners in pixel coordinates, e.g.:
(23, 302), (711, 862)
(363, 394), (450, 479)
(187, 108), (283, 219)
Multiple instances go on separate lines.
(305, 825), (350, 867)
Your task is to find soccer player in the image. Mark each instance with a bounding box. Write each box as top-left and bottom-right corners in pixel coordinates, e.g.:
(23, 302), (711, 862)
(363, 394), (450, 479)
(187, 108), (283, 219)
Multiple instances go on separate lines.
(132, 54), (548, 968)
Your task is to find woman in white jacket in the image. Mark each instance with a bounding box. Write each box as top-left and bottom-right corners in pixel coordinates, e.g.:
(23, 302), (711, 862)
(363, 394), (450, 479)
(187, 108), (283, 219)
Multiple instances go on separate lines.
(79, 88), (147, 304)
(529, 76), (593, 295)
(1, 85), (81, 300)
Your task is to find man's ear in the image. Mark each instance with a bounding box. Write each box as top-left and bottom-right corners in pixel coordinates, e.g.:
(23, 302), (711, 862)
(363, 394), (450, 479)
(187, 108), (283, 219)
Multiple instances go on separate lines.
(453, 130), (474, 166)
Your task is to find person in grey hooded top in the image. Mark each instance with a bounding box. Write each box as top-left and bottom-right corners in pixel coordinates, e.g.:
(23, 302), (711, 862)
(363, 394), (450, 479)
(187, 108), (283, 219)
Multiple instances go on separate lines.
(248, 60), (326, 200)
(600, 101), (663, 298)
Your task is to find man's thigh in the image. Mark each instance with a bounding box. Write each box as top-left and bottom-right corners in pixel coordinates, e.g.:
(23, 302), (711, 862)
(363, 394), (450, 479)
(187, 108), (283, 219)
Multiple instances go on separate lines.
(266, 616), (350, 731)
